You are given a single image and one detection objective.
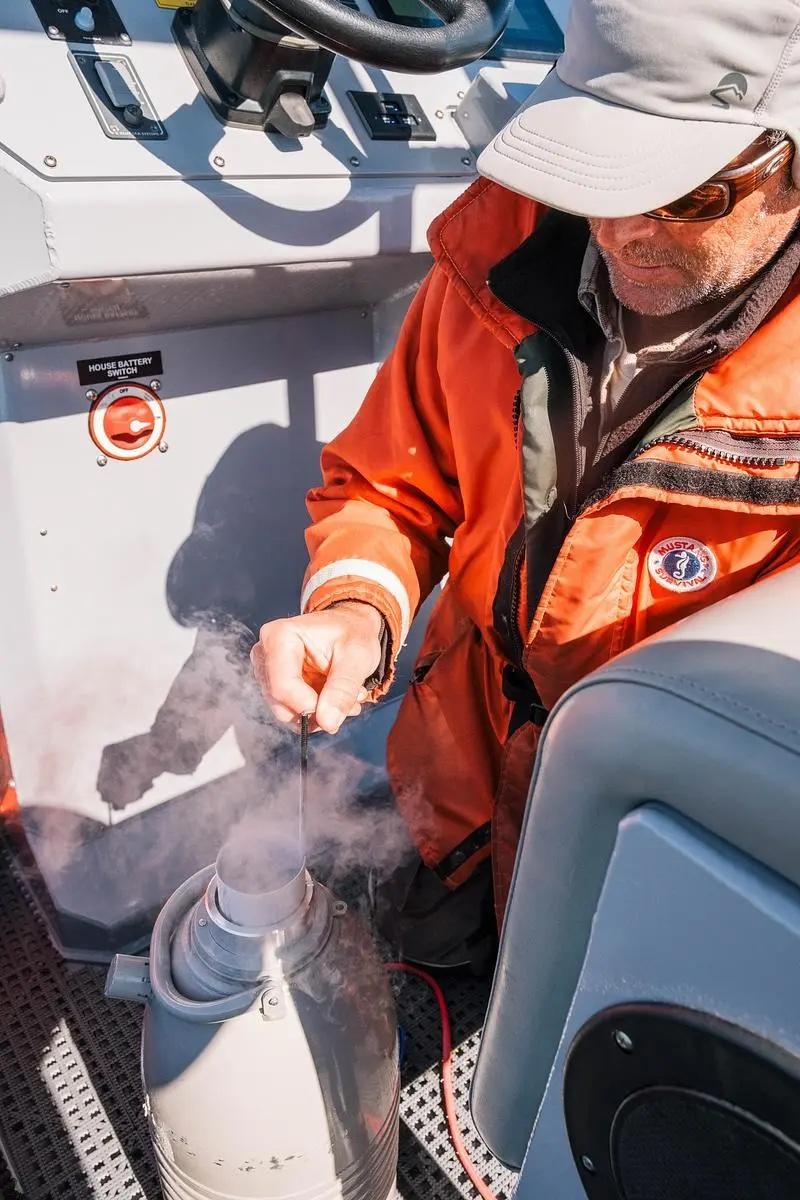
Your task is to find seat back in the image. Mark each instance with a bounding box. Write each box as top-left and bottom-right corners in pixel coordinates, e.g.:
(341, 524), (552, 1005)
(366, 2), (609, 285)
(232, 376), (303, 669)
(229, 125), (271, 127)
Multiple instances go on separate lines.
(471, 566), (800, 1168)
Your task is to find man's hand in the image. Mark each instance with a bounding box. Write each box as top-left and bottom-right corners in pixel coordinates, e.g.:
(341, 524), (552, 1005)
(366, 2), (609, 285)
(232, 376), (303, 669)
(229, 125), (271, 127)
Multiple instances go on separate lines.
(251, 602), (384, 735)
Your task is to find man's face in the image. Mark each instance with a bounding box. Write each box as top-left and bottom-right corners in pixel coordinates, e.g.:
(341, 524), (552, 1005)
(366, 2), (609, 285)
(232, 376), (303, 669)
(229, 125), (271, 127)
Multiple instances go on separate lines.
(588, 147), (800, 317)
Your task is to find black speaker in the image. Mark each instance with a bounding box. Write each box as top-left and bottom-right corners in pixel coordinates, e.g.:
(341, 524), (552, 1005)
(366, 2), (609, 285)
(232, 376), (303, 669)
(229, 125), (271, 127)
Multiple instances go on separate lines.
(563, 1003), (800, 1200)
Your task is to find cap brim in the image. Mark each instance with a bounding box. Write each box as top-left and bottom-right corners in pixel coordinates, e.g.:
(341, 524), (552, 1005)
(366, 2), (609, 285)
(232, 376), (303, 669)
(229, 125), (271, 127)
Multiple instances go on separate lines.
(477, 67), (760, 218)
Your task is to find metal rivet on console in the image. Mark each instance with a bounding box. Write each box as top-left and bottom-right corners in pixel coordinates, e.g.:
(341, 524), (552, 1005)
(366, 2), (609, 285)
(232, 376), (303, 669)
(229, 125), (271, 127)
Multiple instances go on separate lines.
(120, 33), (131, 45)
(457, 90), (465, 99)
(85, 389), (97, 402)
(149, 378), (161, 391)
(268, 996), (279, 1007)
(435, 109), (444, 118)
(96, 455), (108, 467)
(213, 155), (225, 168)
(581, 1156), (596, 1174)
(614, 1029), (634, 1053)
(47, 24), (60, 36)
(158, 442), (169, 453)
(40, 529), (47, 537)
(44, 155), (57, 169)
(50, 584), (58, 593)
(198, 918), (208, 927)
(461, 156), (472, 166)
(349, 156), (360, 167)
(4, 353), (13, 362)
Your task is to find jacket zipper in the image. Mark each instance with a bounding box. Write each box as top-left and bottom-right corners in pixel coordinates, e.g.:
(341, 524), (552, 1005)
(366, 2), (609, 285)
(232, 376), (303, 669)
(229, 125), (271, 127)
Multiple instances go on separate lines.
(508, 537), (525, 664)
(636, 430), (800, 468)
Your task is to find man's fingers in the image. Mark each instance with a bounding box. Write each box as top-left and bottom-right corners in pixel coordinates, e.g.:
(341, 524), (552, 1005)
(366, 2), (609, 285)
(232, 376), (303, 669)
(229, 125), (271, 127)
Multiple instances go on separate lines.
(316, 642), (375, 734)
(252, 630), (318, 723)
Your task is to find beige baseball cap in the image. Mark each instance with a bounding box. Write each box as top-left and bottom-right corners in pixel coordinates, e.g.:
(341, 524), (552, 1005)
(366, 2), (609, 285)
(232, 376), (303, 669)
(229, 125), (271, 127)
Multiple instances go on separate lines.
(478, 0), (800, 217)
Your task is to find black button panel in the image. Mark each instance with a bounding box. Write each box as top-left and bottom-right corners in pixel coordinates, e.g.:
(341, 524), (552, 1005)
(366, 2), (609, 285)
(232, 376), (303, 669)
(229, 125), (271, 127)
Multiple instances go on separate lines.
(31, 0), (130, 45)
(348, 91), (436, 142)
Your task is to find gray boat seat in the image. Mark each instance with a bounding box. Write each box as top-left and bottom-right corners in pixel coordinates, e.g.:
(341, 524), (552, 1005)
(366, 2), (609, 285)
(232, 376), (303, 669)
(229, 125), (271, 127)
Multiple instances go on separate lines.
(471, 565), (800, 1198)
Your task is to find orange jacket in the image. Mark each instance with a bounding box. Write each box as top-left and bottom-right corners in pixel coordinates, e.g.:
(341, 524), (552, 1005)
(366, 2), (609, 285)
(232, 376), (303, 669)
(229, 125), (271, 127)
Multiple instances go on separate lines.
(304, 178), (800, 913)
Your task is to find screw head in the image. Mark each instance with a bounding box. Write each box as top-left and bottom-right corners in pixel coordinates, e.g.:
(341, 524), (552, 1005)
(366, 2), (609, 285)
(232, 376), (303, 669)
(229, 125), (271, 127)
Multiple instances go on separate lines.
(614, 1029), (634, 1053)
(120, 33), (131, 44)
(461, 156), (472, 167)
(349, 155), (360, 167)
(268, 995), (279, 1007)
(39, 529), (47, 537)
(158, 442), (169, 454)
(4, 353), (13, 362)
(581, 1156), (596, 1174)
(44, 155), (57, 169)
(50, 584), (58, 593)
(149, 378), (161, 392)
(96, 455), (108, 467)
(47, 24), (60, 36)
(85, 388), (97, 402)
(435, 109), (444, 118)
(457, 90), (466, 99)
(198, 917), (207, 927)
(213, 154), (225, 168)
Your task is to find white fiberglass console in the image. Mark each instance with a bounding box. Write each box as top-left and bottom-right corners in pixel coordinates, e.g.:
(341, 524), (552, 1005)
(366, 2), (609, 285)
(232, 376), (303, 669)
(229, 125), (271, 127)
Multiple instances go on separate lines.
(0, 0), (562, 957)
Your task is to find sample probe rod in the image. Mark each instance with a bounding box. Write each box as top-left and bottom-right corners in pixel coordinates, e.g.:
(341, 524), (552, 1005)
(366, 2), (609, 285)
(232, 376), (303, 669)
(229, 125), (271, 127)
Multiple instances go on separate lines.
(299, 713), (309, 854)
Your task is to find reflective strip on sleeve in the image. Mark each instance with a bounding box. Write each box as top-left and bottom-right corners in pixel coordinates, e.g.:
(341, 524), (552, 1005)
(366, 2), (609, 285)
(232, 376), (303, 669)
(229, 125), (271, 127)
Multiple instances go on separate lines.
(301, 559), (412, 641)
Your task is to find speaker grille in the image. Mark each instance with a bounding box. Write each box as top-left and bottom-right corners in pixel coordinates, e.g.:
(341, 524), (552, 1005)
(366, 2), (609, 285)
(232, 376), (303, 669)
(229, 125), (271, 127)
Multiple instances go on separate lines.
(564, 1004), (800, 1200)
(613, 1087), (800, 1200)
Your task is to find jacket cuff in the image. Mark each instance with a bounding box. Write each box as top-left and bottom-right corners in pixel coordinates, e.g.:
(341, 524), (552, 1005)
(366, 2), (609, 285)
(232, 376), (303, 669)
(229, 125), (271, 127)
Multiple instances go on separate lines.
(301, 565), (411, 698)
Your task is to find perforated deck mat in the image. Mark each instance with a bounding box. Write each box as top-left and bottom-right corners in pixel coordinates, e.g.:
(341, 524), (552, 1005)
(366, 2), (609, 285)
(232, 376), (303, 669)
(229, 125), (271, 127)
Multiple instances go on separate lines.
(0, 844), (517, 1200)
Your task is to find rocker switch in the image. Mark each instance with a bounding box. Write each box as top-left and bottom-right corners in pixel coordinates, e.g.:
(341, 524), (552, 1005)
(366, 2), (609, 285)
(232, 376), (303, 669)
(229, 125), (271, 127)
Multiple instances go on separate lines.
(95, 60), (138, 110)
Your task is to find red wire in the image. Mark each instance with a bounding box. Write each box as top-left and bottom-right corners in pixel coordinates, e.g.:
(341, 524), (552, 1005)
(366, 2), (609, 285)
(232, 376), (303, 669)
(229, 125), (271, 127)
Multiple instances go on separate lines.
(386, 963), (500, 1200)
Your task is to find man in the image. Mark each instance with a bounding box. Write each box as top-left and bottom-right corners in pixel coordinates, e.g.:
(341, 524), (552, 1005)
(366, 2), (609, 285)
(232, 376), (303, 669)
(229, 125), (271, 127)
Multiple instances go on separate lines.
(253, 0), (800, 969)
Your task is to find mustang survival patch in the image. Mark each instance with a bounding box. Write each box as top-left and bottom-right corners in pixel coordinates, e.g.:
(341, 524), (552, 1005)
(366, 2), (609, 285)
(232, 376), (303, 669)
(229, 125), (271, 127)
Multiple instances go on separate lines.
(648, 537), (718, 593)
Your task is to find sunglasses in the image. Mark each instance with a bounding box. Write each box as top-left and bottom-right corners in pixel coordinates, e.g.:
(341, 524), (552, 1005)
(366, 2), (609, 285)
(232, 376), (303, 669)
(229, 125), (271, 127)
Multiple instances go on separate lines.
(646, 133), (795, 222)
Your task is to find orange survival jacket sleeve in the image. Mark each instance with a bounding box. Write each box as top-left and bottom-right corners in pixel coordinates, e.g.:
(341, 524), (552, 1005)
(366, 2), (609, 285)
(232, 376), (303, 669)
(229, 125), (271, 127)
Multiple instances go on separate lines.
(303, 266), (463, 677)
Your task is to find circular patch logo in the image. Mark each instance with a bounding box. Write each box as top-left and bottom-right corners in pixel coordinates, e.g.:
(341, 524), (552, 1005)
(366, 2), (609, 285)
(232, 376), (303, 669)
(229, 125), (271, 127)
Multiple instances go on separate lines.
(88, 382), (165, 461)
(648, 537), (717, 593)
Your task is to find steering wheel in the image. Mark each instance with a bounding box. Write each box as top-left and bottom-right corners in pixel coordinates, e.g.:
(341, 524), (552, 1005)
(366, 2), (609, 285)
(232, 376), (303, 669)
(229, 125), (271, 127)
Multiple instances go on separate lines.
(227, 0), (515, 72)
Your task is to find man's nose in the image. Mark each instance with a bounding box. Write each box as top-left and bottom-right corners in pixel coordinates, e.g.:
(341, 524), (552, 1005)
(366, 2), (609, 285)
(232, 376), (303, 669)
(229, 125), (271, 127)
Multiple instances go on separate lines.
(592, 214), (656, 252)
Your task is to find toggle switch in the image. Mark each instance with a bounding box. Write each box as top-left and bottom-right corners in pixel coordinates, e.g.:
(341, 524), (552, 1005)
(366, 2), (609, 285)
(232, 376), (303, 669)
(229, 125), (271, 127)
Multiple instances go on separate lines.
(74, 6), (96, 34)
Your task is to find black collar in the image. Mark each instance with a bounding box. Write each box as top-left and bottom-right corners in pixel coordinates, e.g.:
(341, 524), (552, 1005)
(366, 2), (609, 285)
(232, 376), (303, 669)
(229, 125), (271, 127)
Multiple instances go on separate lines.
(487, 208), (598, 358)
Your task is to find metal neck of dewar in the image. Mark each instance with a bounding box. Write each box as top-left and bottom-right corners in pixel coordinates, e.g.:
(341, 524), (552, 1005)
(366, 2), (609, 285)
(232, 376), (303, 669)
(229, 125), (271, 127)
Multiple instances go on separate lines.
(215, 843), (308, 928)
(166, 848), (331, 1004)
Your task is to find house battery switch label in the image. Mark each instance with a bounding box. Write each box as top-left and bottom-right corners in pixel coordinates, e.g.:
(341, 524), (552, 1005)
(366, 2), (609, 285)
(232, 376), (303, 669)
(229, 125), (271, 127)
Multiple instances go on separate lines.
(88, 383), (166, 461)
(78, 351), (163, 386)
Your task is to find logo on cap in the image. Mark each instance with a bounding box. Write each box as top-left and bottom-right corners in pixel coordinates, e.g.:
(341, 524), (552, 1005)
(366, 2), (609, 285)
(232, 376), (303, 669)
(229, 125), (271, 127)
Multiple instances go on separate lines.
(710, 72), (749, 109)
(648, 537), (717, 593)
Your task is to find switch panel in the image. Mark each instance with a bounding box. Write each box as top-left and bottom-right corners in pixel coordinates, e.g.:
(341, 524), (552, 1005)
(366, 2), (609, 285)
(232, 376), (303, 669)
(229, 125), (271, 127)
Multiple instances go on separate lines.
(31, 0), (130, 46)
(69, 53), (167, 140)
(348, 92), (436, 142)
